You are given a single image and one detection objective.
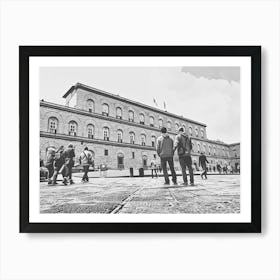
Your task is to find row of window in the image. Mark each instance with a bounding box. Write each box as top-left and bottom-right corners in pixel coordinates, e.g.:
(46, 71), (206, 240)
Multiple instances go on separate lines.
(48, 117), (230, 156)
(86, 99), (205, 137)
(49, 118), (157, 146)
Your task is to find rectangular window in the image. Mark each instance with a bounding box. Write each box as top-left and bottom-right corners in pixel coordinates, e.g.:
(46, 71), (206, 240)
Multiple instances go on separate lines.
(104, 149), (108, 156)
(132, 152), (135, 159)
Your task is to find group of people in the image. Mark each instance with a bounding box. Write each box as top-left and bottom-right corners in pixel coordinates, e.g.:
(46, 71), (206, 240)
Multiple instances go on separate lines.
(43, 144), (93, 185)
(155, 126), (208, 186)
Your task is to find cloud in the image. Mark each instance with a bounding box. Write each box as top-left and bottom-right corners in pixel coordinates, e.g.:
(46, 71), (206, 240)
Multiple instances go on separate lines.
(181, 66), (240, 83)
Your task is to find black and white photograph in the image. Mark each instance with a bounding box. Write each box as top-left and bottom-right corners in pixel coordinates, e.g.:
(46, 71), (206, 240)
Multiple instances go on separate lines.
(20, 46), (260, 232)
(39, 66), (241, 215)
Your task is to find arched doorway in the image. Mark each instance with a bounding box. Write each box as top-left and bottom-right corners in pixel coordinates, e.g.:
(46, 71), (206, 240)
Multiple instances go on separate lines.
(117, 153), (124, 169)
(142, 155), (148, 169)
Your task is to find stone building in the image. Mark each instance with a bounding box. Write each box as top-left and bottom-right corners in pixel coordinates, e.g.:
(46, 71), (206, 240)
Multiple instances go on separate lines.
(40, 82), (240, 172)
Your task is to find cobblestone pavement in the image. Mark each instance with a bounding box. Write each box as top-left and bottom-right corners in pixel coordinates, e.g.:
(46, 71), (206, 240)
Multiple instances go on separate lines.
(40, 175), (240, 214)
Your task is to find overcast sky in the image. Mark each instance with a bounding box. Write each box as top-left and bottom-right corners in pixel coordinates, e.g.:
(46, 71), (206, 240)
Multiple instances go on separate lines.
(40, 67), (240, 144)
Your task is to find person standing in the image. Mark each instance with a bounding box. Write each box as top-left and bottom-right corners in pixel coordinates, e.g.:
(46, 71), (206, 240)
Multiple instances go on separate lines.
(150, 154), (158, 178)
(79, 147), (92, 182)
(156, 127), (177, 185)
(62, 143), (75, 185)
(174, 127), (194, 186)
(199, 152), (209, 179)
(45, 146), (56, 185)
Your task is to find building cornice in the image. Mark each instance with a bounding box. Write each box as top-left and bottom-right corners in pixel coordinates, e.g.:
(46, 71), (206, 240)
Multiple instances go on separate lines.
(63, 82), (207, 127)
(40, 131), (157, 151)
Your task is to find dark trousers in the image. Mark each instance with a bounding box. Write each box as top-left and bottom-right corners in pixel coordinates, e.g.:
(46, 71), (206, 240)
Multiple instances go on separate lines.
(201, 163), (207, 179)
(151, 169), (158, 178)
(65, 164), (73, 180)
(82, 165), (89, 182)
(160, 157), (177, 184)
(45, 163), (54, 182)
(52, 166), (65, 184)
(179, 155), (194, 184)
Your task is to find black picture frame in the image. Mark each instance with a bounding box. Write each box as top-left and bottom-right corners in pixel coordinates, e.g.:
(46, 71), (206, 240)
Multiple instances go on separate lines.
(20, 46), (261, 233)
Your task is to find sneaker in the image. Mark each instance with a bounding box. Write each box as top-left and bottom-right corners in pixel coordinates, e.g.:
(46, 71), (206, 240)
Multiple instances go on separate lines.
(181, 182), (188, 186)
(47, 180), (52, 185)
(164, 182), (170, 185)
(69, 180), (74, 185)
(172, 182), (178, 185)
(190, 183), (195, 186)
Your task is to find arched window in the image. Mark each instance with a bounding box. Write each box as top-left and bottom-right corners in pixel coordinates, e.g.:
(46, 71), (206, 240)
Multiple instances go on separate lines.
(103, 127), (110, 141)
(159, 119), (163, 128)
(175, 123), (179, 132)
(139, 113), (145, 125)
(203, 144), (206, 153)
(87, 99), (94, 113)
(87, 124), (94, 139)
(208, 145), (211, 155)
(213, 146), (216, 156)
(116, 107), (122, 119)
(129, 132), (135, 144)
(149, 116), (154, 127)
(128, 110), (134, 122)
(68, 121), (77, 136)
(167, 121), (172, 131)
(141, 134), (146, 146)
(117, 129), (123, 143)
(117, 152), (124, 169)
(201, 129), (204, 138)
(195, 127), (199, 137)
(189, 126), (193, 136)
(142, 155), (148, 167)
(48, 117), (58, 134)
(197, 143), (200, 153)
(182, 124), (186, 133)
(102, 103), (109, 116)
(151, 136), (156, 147)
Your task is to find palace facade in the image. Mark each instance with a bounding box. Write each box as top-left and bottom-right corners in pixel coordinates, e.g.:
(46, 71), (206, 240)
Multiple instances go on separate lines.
(40, 83), (240, 172)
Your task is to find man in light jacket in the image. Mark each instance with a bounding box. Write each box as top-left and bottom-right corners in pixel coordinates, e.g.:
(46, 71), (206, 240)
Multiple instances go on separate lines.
(174, 127), (194, 186)
(156, 127), (177, 185)
(79, 147), (92, 182)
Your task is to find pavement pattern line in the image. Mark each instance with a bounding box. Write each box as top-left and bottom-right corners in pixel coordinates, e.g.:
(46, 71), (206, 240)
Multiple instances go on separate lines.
(109, 187), (144, 214)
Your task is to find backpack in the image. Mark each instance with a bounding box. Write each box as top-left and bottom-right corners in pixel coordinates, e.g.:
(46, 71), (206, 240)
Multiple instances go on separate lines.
(178, 135), (187, 156)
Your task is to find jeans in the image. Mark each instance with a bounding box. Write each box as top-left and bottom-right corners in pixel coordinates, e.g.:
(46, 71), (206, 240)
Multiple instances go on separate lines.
(64, 164), (73, 180)
(45, 163), (54, 182)
(179, 155), (194, 184)
(151, 169), (158, 178)
(82, 165), (89, 182)
(201, 163), (207, 179)
(160, 157), (177, 184)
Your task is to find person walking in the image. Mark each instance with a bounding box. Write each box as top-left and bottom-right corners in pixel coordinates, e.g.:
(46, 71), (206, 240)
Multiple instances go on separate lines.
(199, 152), (209, 179)
(79, 147), (92, 183)
(174, 127), (194, 186)
(45, 146), (56, 185)
(150, 154), (158, 178)
(156, 127), (177, 185)
(52, 146), (65, 185)
(62, 143), (75, 185)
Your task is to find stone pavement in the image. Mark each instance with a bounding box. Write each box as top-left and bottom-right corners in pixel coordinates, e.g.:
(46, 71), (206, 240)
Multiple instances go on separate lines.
(40, 175), (240, 214)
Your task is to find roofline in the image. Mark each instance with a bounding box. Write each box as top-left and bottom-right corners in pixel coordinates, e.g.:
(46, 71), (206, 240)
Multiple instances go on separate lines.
(62, 82), (207, 127)
(228, 142), (240, 146)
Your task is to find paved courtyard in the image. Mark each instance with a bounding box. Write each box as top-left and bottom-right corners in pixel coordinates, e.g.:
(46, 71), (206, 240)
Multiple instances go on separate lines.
(40, 174), (240, 214)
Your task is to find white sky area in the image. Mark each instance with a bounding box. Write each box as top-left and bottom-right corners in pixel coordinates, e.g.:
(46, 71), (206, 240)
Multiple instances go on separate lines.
(40, 67), (240, 144)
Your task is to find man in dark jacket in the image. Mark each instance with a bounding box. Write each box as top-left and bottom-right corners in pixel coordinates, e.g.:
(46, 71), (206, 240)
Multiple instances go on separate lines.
(52, 146), (65, 185)
(62, 143), (75, 185)
(199, 152), (209, 179)
(156, 127), (177, 185)
(174, 127), (194, 186)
